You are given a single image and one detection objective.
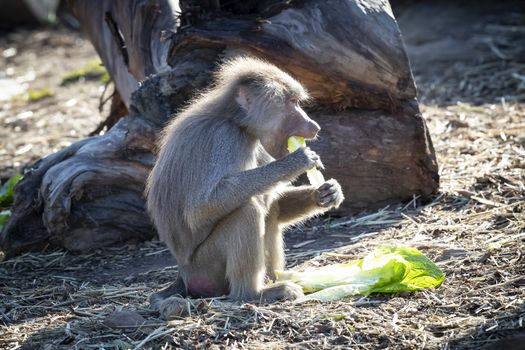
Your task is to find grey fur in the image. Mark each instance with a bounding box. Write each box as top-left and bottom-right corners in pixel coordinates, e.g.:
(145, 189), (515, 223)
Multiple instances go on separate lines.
(146, 57), (344, 318)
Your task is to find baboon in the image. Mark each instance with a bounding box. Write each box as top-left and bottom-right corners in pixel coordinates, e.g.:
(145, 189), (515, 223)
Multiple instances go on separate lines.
(146, 57), (344, 317)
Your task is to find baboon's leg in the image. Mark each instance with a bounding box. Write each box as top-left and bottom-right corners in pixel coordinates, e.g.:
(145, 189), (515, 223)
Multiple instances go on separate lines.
(217, 200), (303, 302)
(222, 200), (267, 300)
(161, 199), (303, 303)
(264, 205), (285, 281)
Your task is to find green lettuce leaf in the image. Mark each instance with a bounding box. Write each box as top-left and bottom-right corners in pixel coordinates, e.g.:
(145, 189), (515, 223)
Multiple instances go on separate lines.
(0, 210), (11, 230)
(0, 174), (23, 207)
(275, 246), (445, 302)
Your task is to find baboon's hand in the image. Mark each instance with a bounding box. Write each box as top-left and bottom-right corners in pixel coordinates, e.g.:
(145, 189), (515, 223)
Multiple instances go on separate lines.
(315, 179), (344, 208)
(289, 147), (323, 172)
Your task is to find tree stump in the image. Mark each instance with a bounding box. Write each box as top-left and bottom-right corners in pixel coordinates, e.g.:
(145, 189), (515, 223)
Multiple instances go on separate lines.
(0, 0), (439, 257)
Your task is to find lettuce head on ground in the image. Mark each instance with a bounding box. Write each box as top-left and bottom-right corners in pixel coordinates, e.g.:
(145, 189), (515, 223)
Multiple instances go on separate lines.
(275, 246), (445, 302)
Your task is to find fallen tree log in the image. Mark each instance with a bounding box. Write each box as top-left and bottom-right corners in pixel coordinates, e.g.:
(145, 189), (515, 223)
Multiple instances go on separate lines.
(0, 0), (439, 257)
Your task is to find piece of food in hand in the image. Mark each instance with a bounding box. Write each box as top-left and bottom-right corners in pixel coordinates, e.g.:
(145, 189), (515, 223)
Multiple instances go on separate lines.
(287, 136), (325, 187)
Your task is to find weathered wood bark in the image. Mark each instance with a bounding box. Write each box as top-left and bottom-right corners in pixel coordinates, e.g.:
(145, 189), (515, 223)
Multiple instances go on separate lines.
(0, 0), (439, 257)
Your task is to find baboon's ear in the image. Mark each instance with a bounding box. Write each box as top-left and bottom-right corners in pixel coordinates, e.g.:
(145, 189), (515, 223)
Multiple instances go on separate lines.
(235, 85), (252, 111)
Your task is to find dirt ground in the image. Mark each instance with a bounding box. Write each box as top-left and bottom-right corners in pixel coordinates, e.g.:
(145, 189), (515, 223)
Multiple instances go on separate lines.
(1, 1), (524, 350)
(0, 27), (107, 181)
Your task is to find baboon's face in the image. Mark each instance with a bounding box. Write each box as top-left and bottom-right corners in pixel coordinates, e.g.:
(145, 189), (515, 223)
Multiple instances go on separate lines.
(258, 96), (320, 159)
(237, 86), (320, 159)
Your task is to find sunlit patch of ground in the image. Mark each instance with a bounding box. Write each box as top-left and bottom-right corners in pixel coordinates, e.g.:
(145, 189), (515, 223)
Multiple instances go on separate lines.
(1, 11), (524, 350)
(1, 98), (523, 349)
(0, 28), (106, 180)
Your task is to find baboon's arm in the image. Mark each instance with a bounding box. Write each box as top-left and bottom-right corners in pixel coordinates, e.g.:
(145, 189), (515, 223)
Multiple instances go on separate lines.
(195, 153), (309, 223)
(275, 185), (323, 224)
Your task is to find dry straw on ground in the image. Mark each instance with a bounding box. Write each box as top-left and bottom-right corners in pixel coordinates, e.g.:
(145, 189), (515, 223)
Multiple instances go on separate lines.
(1, 101), (524, 349)
(1, 10), (525, 350)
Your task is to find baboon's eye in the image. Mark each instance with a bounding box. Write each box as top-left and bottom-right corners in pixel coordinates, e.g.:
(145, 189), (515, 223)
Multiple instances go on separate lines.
(289, 97), (299, 105)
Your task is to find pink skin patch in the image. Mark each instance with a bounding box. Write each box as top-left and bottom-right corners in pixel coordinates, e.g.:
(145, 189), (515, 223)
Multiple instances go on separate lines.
(187, 276), (221, 298)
